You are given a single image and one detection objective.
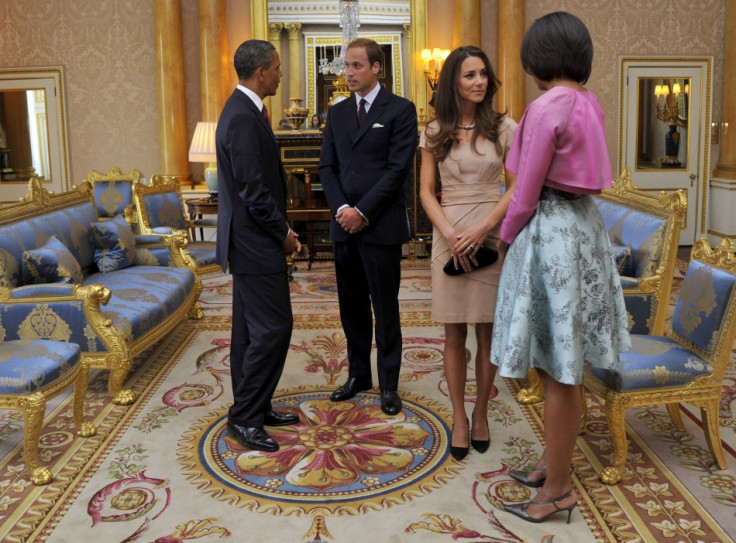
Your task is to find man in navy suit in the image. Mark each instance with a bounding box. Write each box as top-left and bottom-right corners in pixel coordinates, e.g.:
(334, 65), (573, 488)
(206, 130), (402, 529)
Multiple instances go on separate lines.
(319, 38), (418, 415)
(216, 39), (301, 452)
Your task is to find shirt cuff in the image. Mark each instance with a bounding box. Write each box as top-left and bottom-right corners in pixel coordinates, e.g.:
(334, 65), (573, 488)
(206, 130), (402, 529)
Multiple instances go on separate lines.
(354, 207), (369, 223)
(337, 204), (349, 214)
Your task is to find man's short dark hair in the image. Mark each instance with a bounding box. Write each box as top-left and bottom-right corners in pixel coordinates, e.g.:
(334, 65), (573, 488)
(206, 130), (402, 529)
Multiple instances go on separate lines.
(234, 39), (276, 80)
(521, 11), (593, 84)
(347, 38), (383, 67)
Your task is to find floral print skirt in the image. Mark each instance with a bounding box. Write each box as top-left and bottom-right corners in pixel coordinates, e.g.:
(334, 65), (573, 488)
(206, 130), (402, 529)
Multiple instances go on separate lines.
(491, 187), (631, 385)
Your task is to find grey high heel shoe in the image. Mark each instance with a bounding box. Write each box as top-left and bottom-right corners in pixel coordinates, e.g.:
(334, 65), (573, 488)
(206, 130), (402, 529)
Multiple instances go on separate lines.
(508, 467), (546, 487)
(503, 489), (577, 524)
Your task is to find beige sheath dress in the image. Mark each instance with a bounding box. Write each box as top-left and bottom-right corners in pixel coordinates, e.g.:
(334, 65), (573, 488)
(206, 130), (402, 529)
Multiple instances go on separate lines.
(419, 117), (517, 323)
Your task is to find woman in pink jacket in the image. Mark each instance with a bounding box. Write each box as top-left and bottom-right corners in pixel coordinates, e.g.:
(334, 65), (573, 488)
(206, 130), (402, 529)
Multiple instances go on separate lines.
(490, 12), (631, 523)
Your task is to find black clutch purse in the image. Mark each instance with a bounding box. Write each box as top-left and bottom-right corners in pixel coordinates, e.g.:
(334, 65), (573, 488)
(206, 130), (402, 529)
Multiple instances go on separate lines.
(443, 246), (498, 276)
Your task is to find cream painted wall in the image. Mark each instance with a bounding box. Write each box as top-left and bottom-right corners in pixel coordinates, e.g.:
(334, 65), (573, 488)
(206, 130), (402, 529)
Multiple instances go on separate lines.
(0, 0), (726, 189)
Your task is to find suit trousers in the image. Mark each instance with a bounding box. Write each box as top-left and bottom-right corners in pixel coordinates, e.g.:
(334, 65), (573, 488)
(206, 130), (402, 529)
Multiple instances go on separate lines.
(229, 270), (293, 427)
(333, 236), (403, 391)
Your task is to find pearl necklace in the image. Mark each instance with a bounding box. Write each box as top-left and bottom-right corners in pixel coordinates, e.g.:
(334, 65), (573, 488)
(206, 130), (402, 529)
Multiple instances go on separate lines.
(456, 123), (476, 130)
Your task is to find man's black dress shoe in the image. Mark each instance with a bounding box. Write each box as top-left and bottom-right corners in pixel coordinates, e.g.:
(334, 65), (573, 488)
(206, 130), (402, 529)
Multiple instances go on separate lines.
(330, 377), (373, 402)
(264, 410), (299, 427)
(380, 390), (402, 416)
(226, 422), (279, 452)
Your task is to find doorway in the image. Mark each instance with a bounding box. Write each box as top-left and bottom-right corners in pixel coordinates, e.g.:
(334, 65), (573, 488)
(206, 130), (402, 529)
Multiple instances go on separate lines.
(619, 57), (713, 245)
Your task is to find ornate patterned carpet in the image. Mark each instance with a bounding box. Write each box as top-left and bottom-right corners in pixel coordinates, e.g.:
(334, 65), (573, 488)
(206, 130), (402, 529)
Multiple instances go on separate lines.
(1, 260), (735, 542)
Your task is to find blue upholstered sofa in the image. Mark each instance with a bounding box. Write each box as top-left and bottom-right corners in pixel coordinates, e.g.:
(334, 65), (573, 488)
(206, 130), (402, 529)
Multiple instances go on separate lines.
(0, 178), (202, 405)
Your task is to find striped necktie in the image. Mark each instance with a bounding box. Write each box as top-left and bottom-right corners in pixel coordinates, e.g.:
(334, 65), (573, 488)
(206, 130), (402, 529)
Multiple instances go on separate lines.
(261, 106), (270, 124)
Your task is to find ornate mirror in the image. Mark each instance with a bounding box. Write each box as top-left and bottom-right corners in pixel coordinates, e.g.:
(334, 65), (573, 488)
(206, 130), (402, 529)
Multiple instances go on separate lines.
(0, 67), (70, 202)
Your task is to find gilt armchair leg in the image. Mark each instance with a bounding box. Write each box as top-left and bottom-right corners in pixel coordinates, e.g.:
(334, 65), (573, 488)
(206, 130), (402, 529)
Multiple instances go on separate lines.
(701, 399), (727, 470)
(22, 392), (52, 485)
(601, 396), (628, 485)
(579, 385), (587, 435)
(666, 403), (685, 431)
(517, 368), (545, 404)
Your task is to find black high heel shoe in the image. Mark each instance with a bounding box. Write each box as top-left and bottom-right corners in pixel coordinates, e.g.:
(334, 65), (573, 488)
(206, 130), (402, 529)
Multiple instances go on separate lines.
(503, 489), (577, 524)
(470, 415), (490, 453)
(449, 417), (469, 461)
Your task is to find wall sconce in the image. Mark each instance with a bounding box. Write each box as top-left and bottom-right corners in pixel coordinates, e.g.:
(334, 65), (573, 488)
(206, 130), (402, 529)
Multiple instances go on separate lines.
(421, 47), (450, 106)
(188, 121), (218, 199)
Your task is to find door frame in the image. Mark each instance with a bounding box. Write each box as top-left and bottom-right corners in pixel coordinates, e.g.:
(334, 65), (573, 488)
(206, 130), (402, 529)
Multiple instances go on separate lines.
(618, 56), (713, 245)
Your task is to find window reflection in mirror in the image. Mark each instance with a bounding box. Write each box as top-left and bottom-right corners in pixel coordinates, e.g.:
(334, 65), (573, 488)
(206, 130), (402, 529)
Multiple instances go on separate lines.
(0, 89), (50, 181)
(636, 77), (690, 170)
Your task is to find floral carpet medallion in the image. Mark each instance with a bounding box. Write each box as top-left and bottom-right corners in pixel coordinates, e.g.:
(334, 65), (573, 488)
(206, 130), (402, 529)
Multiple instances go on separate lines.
(179, 388), (457, 515)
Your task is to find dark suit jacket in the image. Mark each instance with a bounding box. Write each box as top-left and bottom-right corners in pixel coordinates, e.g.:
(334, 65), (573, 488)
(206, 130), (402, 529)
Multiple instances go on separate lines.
(216, 89), (289, 275)
(319, 86), (417, 245)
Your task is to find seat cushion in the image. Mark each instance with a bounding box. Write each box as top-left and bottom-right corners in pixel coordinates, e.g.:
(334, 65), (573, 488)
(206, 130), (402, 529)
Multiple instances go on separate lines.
(590, 334), (713, 391)
(0, 339), (81, 394)
(83, 266), (195, 344)
(188, 241), (217, 267)
(22, 235), (83, 285)
(90, 214), (137, 273)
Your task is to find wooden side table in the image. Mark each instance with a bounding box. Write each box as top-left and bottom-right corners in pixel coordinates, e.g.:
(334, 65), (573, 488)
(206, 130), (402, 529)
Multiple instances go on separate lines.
(185, 197), (218, 240)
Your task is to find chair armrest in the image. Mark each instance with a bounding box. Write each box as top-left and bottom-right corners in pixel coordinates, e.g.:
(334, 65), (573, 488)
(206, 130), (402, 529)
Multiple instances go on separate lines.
(8, 283), (78, 299)
(621, 265), (667, 335)
(0, 285), (112, 348)
(191, 218), (217, 227)
(135, 234), (169, 245)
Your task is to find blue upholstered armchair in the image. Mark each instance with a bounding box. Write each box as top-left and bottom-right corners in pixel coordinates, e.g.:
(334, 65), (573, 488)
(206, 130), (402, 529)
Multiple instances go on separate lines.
(585, 238), (736, 484)
(84, 166), (142, 229)
(517, 168), (687, 405)
(133, 175), (218, 276)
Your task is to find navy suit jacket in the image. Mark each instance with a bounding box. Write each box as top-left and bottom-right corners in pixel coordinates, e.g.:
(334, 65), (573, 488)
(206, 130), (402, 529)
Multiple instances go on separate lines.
(215, 89), (289, 275)
(319, 86), (417, 245)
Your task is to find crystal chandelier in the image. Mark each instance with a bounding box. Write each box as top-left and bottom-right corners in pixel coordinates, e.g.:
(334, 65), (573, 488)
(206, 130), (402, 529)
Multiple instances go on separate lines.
(318, 0), (360, 78)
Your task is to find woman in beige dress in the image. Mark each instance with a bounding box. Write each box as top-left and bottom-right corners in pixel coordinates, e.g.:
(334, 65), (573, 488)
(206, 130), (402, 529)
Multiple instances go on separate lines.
(419, 46), (516, 461)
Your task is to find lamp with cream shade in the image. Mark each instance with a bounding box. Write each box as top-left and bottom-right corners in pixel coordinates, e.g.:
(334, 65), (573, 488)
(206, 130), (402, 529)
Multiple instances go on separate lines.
(188, 121), (218, 198)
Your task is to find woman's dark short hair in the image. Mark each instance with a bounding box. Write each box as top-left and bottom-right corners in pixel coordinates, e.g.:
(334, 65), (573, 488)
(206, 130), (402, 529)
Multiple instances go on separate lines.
(234, 39), (276, 80)
(521, 11), (592, 84)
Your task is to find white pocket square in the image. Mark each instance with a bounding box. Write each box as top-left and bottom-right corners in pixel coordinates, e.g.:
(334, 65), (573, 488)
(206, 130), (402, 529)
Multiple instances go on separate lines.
(372, 123), (384, 128)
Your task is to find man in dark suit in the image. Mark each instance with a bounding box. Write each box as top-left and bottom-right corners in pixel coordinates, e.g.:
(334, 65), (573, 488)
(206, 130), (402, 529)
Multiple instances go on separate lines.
(319, 38), (418, 416)
(216, 39), (301, 452)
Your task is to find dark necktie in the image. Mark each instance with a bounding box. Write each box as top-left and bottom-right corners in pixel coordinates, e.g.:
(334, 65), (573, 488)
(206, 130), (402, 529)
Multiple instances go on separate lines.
(262, 106), (270, 125)
(357, 98), (367, 127)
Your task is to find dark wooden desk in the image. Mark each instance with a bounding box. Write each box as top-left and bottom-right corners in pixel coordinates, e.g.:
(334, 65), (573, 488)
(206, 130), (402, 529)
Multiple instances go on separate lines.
(276, 132), (333, 269)
(185, 197), (218, 240)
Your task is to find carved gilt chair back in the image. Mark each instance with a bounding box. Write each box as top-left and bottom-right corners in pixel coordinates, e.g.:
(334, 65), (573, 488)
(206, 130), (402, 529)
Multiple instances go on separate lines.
(84, 167), (142, 228)
(133, 175), (218, 275)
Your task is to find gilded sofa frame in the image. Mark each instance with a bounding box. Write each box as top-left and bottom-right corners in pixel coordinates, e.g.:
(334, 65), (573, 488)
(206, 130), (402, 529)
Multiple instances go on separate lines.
(517, 168), (688, 404)
(0, 178), (201, 404)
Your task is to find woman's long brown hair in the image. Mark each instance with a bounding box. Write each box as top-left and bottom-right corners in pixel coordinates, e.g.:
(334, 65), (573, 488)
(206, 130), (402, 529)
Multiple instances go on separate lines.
(425, 46), (506, 162)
